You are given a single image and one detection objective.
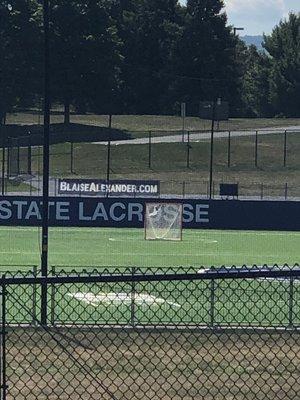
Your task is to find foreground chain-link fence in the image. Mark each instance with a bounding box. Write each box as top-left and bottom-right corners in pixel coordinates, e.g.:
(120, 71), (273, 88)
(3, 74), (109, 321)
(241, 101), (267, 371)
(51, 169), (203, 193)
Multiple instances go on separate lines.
(0, 265), (300, 399)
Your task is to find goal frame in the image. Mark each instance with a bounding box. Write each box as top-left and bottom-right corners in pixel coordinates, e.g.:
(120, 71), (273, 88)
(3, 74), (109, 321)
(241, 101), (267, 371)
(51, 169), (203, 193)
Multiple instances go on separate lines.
(144, 202), (183, 241)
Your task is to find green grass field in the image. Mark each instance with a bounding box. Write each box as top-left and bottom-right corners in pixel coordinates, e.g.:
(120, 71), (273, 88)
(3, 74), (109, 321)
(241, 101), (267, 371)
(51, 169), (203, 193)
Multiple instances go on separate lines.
(1, 226), (299, 269)
(1, 226), (299, 327)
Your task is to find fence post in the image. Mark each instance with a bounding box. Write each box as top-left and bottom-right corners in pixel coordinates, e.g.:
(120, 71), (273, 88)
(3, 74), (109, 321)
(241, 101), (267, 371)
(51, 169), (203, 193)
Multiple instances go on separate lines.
(32, 266), (38, 326)
(227, 131), (231, 167)
(255, 130), (258, 167)
(106, 136), (111, 182)
(50, 266), (56, 326)
(186, 131), (190, 169)
(284, 183), (288, 200)
(131, 267), (136, 327)
(17, 144), (20, 175)
(210, 279), (215, 327)
(27, 132), (32, 175)
(1, 145), (5, 195)
(283, 130), (287, 167)
(1, 276), (8, 399)
(70, 140), (74, 174)
(288, 277), (294, 328)
(182, 181), (186, 198)
(148, 131), (152, 169)
(260, 183), (264, 200)
(6, 139), (10, 178)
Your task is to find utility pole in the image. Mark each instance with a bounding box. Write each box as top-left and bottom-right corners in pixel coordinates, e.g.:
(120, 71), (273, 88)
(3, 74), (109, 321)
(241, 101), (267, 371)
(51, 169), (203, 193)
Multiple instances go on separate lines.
(41, 0), (50, 325)
(233, 27), (244, 36)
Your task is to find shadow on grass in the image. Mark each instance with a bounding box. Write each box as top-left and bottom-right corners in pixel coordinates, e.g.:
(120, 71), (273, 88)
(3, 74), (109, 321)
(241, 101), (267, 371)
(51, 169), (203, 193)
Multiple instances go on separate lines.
(0, 123), (131, 146)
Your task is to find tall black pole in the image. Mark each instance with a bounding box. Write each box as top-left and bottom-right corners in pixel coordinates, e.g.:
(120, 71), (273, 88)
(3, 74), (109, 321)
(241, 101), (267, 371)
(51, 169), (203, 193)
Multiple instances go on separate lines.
(209, 101), (216, 199)
(41, 0), (50, 325)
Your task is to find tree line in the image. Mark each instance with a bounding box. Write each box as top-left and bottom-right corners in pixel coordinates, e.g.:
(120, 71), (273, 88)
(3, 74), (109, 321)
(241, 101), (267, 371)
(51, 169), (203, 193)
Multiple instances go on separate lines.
(0, 0), (299, 122)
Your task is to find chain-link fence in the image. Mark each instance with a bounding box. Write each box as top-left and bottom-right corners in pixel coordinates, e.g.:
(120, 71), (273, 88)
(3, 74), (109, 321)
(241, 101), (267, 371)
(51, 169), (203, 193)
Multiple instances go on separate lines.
(1, 127), (299, 199)
(0, 265), (300, 399)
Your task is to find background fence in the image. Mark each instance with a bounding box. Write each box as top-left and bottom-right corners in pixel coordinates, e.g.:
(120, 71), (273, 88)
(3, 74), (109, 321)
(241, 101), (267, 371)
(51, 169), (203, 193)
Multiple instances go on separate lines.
(1, 126), (299, 200)
(1, 266), (300, 399)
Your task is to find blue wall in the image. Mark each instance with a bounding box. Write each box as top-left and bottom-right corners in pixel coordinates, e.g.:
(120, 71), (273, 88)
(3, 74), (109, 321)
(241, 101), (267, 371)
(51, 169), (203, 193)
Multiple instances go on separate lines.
(0, 196), (299, 231)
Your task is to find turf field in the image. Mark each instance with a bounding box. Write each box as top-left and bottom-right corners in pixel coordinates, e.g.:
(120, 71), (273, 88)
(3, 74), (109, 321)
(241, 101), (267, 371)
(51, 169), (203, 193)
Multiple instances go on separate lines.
(1, 226), (299, 327)
(0, 226), (299, 270)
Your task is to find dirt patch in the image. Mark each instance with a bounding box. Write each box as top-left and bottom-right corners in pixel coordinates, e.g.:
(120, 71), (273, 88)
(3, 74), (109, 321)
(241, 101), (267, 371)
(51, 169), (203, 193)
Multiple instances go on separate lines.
(6, 327), (300, 399)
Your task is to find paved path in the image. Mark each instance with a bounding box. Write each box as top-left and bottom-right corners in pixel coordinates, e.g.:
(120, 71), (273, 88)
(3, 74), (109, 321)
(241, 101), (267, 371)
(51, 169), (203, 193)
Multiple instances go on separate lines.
(94, 125), (300, 146)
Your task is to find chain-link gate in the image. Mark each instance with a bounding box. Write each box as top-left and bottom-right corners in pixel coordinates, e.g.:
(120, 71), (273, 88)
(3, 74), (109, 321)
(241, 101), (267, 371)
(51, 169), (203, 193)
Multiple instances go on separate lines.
(0, 266), (300, 399)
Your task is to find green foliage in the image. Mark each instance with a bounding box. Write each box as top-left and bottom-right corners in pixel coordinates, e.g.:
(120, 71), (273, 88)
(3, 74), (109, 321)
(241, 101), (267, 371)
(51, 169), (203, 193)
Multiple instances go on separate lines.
(1, 2), (299, 119)
(50, 0), (123, 116)
(241, 45), (272, 117)
(263, 13), (300, 117)
(117, 0), (183, 114)
(174, 0), (236, 107)
(0, 0), (42, 122)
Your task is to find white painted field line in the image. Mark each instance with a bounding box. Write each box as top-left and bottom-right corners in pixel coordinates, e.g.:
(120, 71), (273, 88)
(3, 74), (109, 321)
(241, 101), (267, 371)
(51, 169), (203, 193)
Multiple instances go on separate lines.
(67, 292), (181, 308)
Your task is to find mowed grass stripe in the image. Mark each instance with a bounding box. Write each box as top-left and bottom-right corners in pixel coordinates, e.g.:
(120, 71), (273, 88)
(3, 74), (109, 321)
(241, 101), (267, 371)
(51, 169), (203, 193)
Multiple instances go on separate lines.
(0, 227), (298, 269)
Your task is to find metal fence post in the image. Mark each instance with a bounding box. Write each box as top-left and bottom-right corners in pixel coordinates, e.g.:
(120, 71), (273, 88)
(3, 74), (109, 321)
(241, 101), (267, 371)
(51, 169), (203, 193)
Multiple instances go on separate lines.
(1, 145), (5, 195)
(186, 131), (190, 169)
(227, 131), (231, 168)
(1, 277), (8, 399)
(283, 130), (287, 167)
(28, 132), (32, 176)
(288, 277), (294, 328)
(50, 266), (56, 326)
(148, 131), (152, 169)
(17, 144), (20, 175)
(285, 183), (288, 200)
(210, 279), (215, 327)
(255, 130), (258, 167)
(6, 140), (10, 178)
(70, 140), (74, 174)
(131, 267), (136, 327)
(32, 266), (38, 325)
(106, 136), (111, 182)
(260, 183), (264, 200)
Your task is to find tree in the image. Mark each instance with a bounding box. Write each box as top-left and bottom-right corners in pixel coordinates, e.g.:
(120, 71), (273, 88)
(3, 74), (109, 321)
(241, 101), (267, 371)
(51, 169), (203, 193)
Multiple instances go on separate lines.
(241, 45), (272, 117)
(50, 0), (123, 122)
(174, 0), (236, 110)
(263, 13), (300, 117)
(0, 0), (41, 124)
(119, 0), (183, 114)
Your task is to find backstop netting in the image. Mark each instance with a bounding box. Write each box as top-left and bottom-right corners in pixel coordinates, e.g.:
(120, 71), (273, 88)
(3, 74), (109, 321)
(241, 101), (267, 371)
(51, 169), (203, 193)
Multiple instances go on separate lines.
(145, 203), (183, 241)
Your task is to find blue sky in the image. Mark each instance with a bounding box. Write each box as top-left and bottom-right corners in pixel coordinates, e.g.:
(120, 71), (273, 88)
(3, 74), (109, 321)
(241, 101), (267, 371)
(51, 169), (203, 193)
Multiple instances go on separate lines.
(179, 0), (299, 35)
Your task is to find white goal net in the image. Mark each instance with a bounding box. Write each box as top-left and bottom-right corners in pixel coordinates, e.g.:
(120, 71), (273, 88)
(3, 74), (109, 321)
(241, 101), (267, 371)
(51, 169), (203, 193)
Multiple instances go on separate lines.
(145, 203), (183, 241)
